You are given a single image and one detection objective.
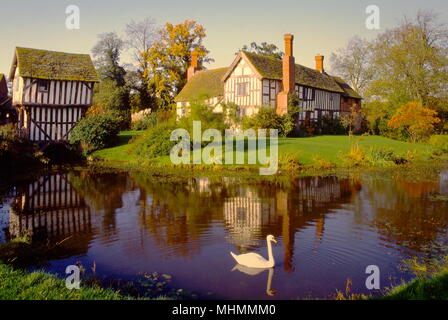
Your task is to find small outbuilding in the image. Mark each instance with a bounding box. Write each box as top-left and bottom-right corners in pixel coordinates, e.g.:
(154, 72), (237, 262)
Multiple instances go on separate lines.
(9, 47), (99, 142)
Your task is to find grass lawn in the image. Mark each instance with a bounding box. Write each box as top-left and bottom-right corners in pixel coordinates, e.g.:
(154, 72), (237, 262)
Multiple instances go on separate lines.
(279, 135), (435, 165)
(0, 263), (128, 300)
(92, 131), (437, 168)
(92, 130), (143, 162)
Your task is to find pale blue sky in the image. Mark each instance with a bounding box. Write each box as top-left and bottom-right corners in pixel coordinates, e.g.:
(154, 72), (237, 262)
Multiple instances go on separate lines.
(1, 0), (447, 78)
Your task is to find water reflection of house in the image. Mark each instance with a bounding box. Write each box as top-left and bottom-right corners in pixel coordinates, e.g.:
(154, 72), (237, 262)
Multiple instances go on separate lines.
(187, 177), (212, 194)
(294, 177), (353, 209)
(224, 188), (277, 248)
(224, 177), (358, 270)
(7, 174), (92, 245)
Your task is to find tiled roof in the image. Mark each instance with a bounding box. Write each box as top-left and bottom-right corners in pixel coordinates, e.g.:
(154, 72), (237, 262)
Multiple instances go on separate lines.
(175, 67), (228, 102)
(331, 76), (362, 99)
(11, 47), (99, 82)
(242, 51), (345, 93)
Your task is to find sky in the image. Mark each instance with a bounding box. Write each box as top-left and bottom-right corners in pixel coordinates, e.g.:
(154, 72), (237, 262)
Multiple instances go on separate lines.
(1, 0), (447, 79)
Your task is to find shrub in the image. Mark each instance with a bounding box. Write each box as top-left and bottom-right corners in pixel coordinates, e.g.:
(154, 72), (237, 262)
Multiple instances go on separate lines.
(340, 143), (412, 167)
(92, 79), (131, 129)
(278, 152), (302, 171)
(93, 79), (130, 113)
(131, 103), (224, 160)
(132, 109), (176, 131)
(222, 102), (241, 129)
(280, 105), (301, 137)
(362, 100), (398, 135)
(132, 113), (158, 130)
(131, 121), (178, 158)
(429, 135), (448, 153)
(318, 115), (346, 135)
(364, 146), (397, 166)
(388, 102), (441, 142)
(312, 156), (335, 169)
(178, 102), (227, 139)
(340, 141), (365, 167)
(0, 124), (46, 169)
(242, 107), (283, 136)
(237, 103), (299, 137)
(69, 111), (122, 154)
(0, 124), (20, 142)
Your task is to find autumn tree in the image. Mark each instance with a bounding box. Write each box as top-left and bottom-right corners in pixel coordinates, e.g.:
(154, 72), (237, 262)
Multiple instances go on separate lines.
(387, 101), (440, 142)
(240, 42), (284, 59)
(142, 20), (213, 108)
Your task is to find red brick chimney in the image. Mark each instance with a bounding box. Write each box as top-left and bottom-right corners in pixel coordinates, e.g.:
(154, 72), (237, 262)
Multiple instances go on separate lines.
(276, 34), (295, 115)
(315, 55), (324, 73)
(187, 50), (201, 81)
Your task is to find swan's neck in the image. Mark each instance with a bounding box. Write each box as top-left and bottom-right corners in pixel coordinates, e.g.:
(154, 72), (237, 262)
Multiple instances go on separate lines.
(267, 240), (274, 265)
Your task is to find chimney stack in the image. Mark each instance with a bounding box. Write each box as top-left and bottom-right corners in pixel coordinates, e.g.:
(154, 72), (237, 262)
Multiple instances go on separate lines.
(315, 55), (324, 73)
(187, 50), (201, 81)
(276, 34), (295, 115)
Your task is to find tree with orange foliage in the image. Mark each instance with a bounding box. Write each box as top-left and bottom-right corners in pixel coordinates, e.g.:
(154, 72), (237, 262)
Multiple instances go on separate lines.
(387, 101), (440, 142)
(142, 20), (213, 108)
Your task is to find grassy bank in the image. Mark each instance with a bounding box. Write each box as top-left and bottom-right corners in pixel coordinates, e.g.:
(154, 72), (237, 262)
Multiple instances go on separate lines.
(0, 238), (174, 300)
(335, 257), (448, 300)
(0, 262), (131, 300)
(381, 256), (448, 300)
(381, 272), (448, 300)
(91, 131), (441, 172)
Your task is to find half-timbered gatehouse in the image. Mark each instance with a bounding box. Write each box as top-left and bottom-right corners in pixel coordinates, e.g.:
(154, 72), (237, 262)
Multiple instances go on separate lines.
(9, 47), (99, 143)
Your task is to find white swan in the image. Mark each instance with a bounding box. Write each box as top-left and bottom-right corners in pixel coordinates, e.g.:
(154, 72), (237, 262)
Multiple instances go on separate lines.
(230, 235), (277, 269)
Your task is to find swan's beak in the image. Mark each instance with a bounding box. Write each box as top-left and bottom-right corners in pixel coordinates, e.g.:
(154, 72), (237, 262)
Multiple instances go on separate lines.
(272, 239), (277, 244)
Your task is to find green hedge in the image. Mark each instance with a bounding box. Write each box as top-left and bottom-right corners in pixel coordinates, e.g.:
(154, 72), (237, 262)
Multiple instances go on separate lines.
(131, 121), (179, 158)
(69, 111), (122, 154)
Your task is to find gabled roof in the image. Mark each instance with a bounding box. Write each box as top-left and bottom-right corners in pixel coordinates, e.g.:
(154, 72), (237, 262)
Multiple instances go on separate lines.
(223, 51), (350, 94)
(175, 67), (228, 102)
(331, 76), (362, 99)
(0, 74), (8, 100)
(9, 47), (99, 82)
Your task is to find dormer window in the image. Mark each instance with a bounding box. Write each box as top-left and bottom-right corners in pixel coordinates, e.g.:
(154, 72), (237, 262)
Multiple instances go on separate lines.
(38, 79), (49, 92)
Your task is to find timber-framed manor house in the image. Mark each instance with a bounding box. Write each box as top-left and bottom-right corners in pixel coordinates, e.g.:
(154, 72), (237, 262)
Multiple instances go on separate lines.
(175, 34), (362, 125)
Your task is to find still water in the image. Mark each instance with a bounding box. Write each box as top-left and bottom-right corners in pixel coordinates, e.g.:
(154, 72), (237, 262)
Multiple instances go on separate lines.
(1, 168), (448, 299)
